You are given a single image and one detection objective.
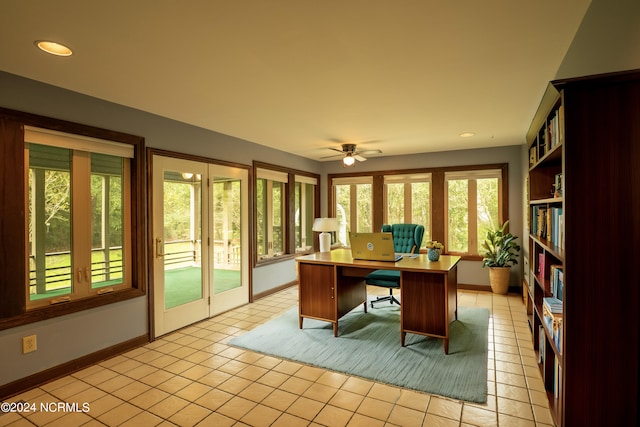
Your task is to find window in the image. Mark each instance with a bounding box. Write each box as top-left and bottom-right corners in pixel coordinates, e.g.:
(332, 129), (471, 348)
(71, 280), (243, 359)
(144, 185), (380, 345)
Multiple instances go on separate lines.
(384, 173), (431, 246)
(332, 176), (373, 246)
(0, 111), (143, 326)
(254, 162), (319, 264)
(445, 169), (502, 255)
(329, 164), (507, 258)
(295, 175), (317, 253)
(256, 168), (287, 259)
(26, 127), (133, 308)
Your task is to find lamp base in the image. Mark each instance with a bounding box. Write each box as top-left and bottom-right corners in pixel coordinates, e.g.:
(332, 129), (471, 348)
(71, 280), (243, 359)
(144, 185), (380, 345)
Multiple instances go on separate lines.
(319, 232), (331, 253)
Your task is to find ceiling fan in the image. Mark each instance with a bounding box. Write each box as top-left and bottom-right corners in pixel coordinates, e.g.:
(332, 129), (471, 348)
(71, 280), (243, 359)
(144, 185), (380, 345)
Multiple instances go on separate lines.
(322, 143), (382, 166)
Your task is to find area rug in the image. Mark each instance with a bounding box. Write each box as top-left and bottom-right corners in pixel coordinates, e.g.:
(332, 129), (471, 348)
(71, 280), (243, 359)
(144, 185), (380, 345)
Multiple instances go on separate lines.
(229, 303), (489, 403)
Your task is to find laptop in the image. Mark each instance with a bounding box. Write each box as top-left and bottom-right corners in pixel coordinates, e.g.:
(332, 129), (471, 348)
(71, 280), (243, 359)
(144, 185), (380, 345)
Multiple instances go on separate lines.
(349, 232), (403, 262)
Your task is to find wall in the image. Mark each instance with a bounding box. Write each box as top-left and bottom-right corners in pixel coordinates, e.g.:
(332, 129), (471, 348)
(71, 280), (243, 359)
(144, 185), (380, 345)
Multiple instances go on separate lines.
(0, 71), (319, 387)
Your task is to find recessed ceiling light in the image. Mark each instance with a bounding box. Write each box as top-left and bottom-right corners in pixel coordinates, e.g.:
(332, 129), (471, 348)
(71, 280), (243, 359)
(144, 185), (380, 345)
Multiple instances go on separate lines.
(459, 132), (475, 138)
(35, 40), (73, 56)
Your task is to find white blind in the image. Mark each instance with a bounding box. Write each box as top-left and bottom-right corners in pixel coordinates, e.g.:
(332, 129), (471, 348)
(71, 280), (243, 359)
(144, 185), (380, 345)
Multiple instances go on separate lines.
(24, 126), (135, 158)
(384, 173), (431, 183)
(256, 168), (289, 183)
(444, 169), (502, 181)
(331, 176), (373, 185)
(295, 175), (317, 185)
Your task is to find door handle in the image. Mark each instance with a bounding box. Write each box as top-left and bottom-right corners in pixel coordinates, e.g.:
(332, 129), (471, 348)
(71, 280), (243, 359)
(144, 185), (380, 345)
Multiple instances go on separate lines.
(156, 238), (165, 258)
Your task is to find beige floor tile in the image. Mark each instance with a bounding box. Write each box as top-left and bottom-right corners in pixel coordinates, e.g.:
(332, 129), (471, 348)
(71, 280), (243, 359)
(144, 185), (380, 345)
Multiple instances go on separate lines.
(356, 396), (394, 421)
(271, 412), (311, 427)
(286, 396), (325, 420)
(387, 404), (426, 427)
(216, 395), (258, 420)
(167, 402), (211, 426)
(240, 403), (282, 427)
(329, 389), (366, 412)
(367, 382), (401, 404)
(303, 382), (339, 403)
(341, 376), (374, 396)
(395, 389), (430, 412)
(346, 413), (386, 427)
(193, 388), (234, 411)
(461, 404), (498, 427)
(238, 382), (275, 403)
(317, 370), (349, 388)
(497, 396), (534, 420)
(279, 376), (314, 395)
(96, 402), (142, 426)
(422, 413), (460, 427)
(427, 396), (462, 421)
(129, 387), (171, 410)
(294, 365), (326, 382)
(314, 404), (353, 427)
(496, 383), (530, 403)
(261, 389), (299, 412)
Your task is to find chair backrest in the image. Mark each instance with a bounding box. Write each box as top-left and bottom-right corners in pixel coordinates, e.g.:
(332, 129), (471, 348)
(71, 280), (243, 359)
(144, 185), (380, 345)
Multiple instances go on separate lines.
(381, 224), (425, 253)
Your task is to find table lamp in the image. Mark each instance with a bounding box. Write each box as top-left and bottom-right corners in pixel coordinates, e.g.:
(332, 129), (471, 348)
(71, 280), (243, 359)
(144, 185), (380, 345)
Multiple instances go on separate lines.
(313, 218), (338, 253)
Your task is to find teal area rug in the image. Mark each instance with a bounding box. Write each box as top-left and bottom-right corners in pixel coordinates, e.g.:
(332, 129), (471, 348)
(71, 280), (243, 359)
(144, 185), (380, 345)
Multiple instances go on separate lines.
(229, 303), (489, 403)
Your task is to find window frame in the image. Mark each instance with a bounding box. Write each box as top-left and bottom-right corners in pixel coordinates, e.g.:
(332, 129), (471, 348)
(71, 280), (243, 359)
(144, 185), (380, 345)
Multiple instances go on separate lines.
(0, 107), (145, 330)
(253, 161), (320, 266)
(444, 168), (504, 257)
(328, 164), (508, 258)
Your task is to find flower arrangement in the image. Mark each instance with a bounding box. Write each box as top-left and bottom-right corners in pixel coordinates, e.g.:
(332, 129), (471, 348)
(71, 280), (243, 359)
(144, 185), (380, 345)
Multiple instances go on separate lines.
(425, 241), (444, 250)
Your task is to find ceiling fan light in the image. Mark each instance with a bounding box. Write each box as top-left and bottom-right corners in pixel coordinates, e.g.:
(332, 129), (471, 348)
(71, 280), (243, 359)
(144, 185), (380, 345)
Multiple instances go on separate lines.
(343, 155), (355, 166)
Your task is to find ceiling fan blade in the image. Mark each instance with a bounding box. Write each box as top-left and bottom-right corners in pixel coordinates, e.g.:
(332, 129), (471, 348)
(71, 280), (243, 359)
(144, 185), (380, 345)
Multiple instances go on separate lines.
(354, 154), (367, 162)
(356, 149), (382, 156)
(328, 147), (346, 153)
(320, 153), (344, 160)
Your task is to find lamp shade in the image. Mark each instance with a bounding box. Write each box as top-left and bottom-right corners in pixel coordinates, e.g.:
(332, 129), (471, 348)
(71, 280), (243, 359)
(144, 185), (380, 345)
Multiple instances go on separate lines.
(312, 218), (338, 232)
(313, 218), (337, 253)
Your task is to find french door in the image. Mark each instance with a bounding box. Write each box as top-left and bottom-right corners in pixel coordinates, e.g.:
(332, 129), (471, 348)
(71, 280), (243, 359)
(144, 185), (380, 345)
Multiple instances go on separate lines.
(152, 155), (249, 337)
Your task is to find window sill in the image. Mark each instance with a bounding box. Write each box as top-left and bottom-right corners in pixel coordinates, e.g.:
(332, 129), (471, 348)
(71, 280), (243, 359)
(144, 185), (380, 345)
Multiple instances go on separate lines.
(0, 287), (145, 331)
(255, 253), (301, 267)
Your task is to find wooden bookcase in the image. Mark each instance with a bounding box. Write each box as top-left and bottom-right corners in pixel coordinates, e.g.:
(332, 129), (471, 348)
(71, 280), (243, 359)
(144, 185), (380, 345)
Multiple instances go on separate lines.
(526, 70), (640, 426)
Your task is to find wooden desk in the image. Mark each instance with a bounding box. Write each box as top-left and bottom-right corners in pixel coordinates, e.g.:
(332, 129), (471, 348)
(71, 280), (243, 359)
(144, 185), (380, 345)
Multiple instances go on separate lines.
(295, 249), (461, 353)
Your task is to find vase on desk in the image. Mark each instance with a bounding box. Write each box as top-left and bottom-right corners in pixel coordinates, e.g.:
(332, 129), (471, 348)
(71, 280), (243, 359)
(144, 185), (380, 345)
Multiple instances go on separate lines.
(427, 248), (440, 262)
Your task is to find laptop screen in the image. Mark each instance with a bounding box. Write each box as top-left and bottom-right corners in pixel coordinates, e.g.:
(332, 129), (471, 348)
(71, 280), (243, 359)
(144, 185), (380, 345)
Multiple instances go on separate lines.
(349, 232), (402, 262)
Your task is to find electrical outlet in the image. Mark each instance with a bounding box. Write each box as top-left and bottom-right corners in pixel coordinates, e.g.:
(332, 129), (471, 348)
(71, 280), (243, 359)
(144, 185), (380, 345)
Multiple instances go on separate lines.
(22, 335), (37, 354)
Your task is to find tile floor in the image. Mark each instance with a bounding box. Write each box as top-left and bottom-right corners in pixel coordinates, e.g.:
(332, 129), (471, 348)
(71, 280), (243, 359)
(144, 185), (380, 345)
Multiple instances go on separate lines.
(1, 287), (555, 427)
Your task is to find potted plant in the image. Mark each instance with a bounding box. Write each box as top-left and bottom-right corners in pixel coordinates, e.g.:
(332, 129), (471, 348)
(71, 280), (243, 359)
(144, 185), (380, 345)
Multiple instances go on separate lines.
(481, 220), (521, 294)
(425, 240), (444, 261)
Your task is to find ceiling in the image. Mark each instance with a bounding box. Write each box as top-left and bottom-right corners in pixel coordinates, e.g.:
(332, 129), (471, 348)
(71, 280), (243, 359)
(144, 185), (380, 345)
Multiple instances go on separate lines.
(0, 1), (592, 162)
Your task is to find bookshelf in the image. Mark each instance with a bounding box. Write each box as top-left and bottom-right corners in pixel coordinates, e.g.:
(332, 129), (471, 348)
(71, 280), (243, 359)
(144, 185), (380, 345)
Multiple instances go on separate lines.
(525, 70), (640, 426)
(526, 83), (565, 425)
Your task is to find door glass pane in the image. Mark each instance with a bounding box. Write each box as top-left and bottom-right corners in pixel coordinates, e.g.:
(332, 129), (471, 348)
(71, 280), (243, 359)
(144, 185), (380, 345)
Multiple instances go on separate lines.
(213, 177), (242, 294)
(447, 179), (469, 252)
(335, 184), (351, 246)
(163, 171), (203, 309)
(28, 144), (73, 301)
(91, 153), (124, 288)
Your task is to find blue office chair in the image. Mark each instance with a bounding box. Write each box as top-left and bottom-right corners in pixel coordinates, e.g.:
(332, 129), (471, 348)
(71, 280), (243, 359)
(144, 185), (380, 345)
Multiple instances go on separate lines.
(366, 224), (425, 308)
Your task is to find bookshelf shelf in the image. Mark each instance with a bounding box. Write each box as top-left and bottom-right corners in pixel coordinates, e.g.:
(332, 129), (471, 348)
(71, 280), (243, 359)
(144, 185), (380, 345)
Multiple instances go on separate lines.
(525, 70), (640, 426)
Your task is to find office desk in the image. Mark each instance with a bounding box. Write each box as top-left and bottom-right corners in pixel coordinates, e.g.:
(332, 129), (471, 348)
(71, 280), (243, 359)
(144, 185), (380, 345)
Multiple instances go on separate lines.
(296, 249), (461, 354)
